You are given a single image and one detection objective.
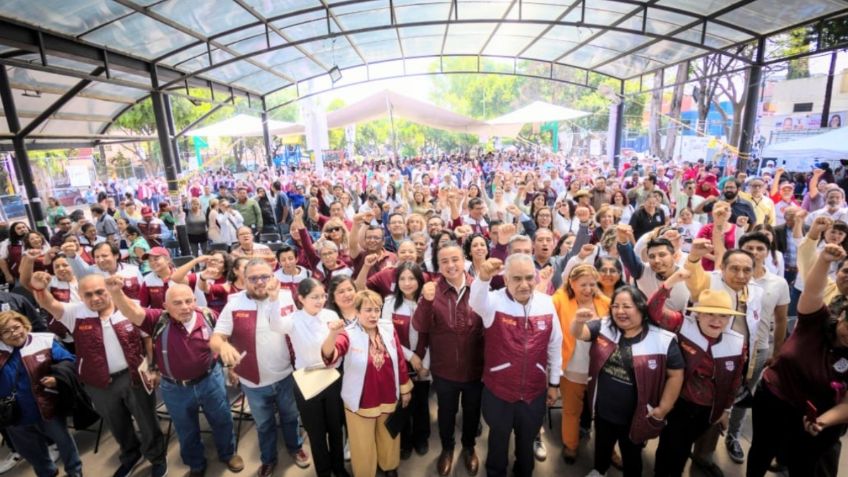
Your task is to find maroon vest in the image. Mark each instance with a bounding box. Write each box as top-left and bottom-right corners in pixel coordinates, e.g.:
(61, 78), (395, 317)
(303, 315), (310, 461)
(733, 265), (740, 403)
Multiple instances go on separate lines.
(588, 321), (675, 444)
(119, 273), (141, 300)
(0, 334), (57, 420)
(72, 315), (145, 388)
(228, 301), (295, 385)
(137, 221), (162, 247)
(678, 319), (746, 423)
(483, 311), (554, 403)
(7, 244), (22, 279)
(47, 286), (72, 340)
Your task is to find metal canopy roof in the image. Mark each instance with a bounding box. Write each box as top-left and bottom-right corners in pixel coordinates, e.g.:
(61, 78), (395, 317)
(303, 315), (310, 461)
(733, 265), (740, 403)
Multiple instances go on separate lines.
(1, 0), (847, 145)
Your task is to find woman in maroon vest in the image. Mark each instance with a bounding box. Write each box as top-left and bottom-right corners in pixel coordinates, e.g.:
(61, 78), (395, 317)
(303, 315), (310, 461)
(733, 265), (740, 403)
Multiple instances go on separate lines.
(0, 221), (29, 284)
(171, 252), (233, 314)
(747, 243), (848, 476)
(0, 311), (82, 477)
(647, 271), (746, 477)
(571, 285), (685, 477)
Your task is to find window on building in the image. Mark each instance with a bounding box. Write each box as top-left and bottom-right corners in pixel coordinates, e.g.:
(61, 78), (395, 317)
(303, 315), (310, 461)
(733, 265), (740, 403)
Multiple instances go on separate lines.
(793, 102), (814, 112)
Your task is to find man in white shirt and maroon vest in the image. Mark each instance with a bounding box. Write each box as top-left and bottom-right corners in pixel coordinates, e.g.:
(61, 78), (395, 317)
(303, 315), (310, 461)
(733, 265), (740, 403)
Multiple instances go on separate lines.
(469, 254), (563, 477)
(210, 259), (310, 476)
(30, 272), (167, 477)
(108, 281), (245, 477)
(137, 206), (166, 247)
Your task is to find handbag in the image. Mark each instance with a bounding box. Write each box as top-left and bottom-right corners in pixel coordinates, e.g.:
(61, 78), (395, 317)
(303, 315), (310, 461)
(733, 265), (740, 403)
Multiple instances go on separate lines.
(384, 400), (408, 439)
(0, 360), (23, 427)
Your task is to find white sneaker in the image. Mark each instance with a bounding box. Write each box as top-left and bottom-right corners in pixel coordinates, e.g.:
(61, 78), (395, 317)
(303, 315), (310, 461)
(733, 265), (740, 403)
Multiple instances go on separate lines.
(585, 470), (606, 477)
(533, 435), (547, 461)
(344, 437), (351, 461)
(0, 453), (22, 474)
(48, 444), (60, 462)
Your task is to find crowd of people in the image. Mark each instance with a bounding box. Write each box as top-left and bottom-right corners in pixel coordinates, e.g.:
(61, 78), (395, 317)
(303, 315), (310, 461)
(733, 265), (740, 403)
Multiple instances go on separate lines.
(0, 151), (846, 477)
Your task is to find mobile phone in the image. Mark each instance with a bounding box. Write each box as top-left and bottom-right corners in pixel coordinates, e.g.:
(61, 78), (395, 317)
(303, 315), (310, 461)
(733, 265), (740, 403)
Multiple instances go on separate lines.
(805, 400), (818, 421)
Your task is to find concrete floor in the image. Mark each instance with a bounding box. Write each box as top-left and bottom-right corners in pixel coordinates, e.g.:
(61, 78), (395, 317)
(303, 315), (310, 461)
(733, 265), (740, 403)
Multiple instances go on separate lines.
(3, 393), (846, 477)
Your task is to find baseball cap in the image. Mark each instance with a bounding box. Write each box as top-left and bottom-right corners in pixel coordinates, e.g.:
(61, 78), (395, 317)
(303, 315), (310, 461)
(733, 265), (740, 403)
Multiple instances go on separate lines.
(141, 206), (153, 216)
(142, 247), (170, 261)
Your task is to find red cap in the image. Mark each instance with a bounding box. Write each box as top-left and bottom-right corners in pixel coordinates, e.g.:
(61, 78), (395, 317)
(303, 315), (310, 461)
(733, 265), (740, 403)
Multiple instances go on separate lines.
(141, 206), (153, 216)
(142, 247), (170, 261)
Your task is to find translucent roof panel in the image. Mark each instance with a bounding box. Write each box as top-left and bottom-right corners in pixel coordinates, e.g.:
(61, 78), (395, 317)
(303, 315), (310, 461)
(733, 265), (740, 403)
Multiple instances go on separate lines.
(81, 13), (197, 59)
(443, 23), (498, 55)
(151, 0), (257, 37)
(231, 70), (291, 95)
(523, 39), (579, 62)
(394, 0), (452, 23)
(333, 0), (392, 31)
(240, 0), (323, 18)
(457, 0), (513, 20)
(656, 0), (739, 16)
(507, 0), (576, 21)
(0, 0), (131, 37)
(716, 0), (845, 35)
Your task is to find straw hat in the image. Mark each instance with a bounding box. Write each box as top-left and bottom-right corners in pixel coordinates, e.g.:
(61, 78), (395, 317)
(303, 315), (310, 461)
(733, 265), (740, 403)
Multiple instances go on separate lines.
(573, 190), (590, 200)
(686, 289), (745, 316)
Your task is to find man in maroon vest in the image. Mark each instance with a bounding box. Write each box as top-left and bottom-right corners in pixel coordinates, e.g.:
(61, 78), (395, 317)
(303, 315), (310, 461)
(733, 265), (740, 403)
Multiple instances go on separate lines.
(412, 242), (483, 476)
(210, 259), (310, 476)
(108, 281), (245, 477)
(469, 255), (563, 477)
(30, 272), (167, 477)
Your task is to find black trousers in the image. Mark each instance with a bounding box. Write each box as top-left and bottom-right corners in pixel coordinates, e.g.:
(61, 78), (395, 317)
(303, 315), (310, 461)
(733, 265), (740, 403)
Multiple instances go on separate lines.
(294, 379), (347, 477)
(481, 387), (546, 477)
(432, 376), (482, 451)
(654, 398), (713, 477)
(747, 383), (844, 477)
(594, 415), (645, 477)
(401, 379), (431, 451)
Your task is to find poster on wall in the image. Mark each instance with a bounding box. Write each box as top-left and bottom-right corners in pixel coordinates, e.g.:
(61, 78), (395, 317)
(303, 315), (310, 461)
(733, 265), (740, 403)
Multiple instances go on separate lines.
(770, 111), (846, 131)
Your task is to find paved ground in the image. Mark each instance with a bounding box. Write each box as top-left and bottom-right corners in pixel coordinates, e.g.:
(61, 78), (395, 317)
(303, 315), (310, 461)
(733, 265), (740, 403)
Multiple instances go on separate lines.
(5, 390), (843, 477)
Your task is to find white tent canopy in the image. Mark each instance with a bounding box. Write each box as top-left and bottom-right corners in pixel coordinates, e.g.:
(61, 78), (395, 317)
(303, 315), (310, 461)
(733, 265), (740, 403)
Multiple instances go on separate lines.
(480, 101), (590, 137)
(186, 114), (298, 137)
(761, 127), (848, 160)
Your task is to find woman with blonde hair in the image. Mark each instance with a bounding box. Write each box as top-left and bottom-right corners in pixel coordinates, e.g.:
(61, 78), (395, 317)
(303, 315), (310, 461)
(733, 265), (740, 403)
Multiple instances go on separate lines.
(321, 217), (351, 259)
(322, 290), (412, 477)
(552, 264), (611, 463)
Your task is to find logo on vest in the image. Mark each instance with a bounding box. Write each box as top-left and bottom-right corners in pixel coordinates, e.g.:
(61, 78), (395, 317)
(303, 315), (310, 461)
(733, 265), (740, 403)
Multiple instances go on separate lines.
(78, 324), (94, 331)
(536, 321), (546, 331)
(234, 311), (251, 320)
(648, 359), (657, 370)
(501, 317), (517, 327)
(35, 354), (46, 363)
(834, 358), (848, 374)
(124, 279), (132, 288)
(124, 323), (134, 332)
(725, 361), (735, 372)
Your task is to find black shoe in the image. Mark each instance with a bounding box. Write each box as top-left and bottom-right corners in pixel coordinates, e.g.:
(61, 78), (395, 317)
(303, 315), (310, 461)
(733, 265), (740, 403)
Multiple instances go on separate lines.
(112, 454), (142, 477)
(400, 447), (412, 460)
(691, 458), (725, 477)
(151, 462), (167, 477)
(725, 437), (745, 464)
(414, 441), (429, 456)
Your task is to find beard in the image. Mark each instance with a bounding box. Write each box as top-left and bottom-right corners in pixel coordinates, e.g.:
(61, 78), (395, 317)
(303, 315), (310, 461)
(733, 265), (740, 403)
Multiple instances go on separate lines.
(723, 191), (737, 200)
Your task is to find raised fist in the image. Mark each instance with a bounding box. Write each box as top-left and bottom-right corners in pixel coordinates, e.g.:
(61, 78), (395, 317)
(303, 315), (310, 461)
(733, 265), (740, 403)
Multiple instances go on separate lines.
(578, 244), (596, 259)
(574, 308), (595, 324)
(688, 238), (713, 260)
(105, 275), (125, 293)
(821, 243), (847, 263)
(616, 224), (633, 244)
(60, 241), (78, 258)
(477, 258), (504, 282)
(30, 271), (51, 291)
(421, 281), (437, 301)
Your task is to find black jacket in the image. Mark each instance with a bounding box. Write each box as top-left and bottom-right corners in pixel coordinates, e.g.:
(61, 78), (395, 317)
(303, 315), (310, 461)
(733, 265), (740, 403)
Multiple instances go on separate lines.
(49, 360), (100, 430)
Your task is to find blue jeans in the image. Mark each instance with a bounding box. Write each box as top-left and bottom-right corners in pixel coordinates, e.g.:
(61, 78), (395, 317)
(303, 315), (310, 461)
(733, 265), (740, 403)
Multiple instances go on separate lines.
(241, 375), (302, 465)
(7, 416), (82, 477)
(160, 365), (236, 471)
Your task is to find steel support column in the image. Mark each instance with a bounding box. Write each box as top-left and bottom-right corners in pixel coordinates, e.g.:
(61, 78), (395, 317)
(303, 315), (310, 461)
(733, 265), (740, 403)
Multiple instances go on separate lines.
(612, 81), (625, 172)
(820, 50), (837, 128)
(150, 71), (190, 256)
(737, 37), (765, 172)
(162, 93), (181, 175)
(261, 100), (273, 169)
(0, 65), (48, 236)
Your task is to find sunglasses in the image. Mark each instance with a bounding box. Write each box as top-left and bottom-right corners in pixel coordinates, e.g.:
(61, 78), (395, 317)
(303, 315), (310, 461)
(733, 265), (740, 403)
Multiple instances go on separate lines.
(326, 227), (342, 233)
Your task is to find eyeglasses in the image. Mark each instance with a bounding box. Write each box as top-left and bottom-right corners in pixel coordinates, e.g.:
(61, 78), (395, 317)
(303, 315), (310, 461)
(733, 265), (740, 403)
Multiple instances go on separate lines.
(1, 324), (24, 338)
(326, 227), (342, 233)
(599, 268), (619, 275)
(611, 304), (635, 311)
(247, 275), (272, 284)
(306, 294), (328, 301)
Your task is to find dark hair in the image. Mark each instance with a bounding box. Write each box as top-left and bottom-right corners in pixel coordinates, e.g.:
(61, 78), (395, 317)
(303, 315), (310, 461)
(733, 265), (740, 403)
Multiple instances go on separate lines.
(468, 198), (484, 210)
(646, 238), (674, 255)
(720, 249), (755, 267)
(392, 262), (426, 310)
(90, 204), (105, 215)
(125, 225), (142, 237)
(433, 240), (463, 273)
(229, 257), (249, 282)
(751, 224), (779, 267)
(7, 221), (28, 245)
(463, 233), (489, 261)
(738, 232), (771, 252)
(276, 245), (296, 261)
(430, 230), (457, 271)
(388, 212), (404, 224)
(326, 274), (356, 316)
(555, 232), (575, 256)
(23, 231), (46, 250)
(609, 285), (649, 332)
(594, 255), (625, 290)
(297, 277), (323, 298)
(92, 241), (119, 257)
